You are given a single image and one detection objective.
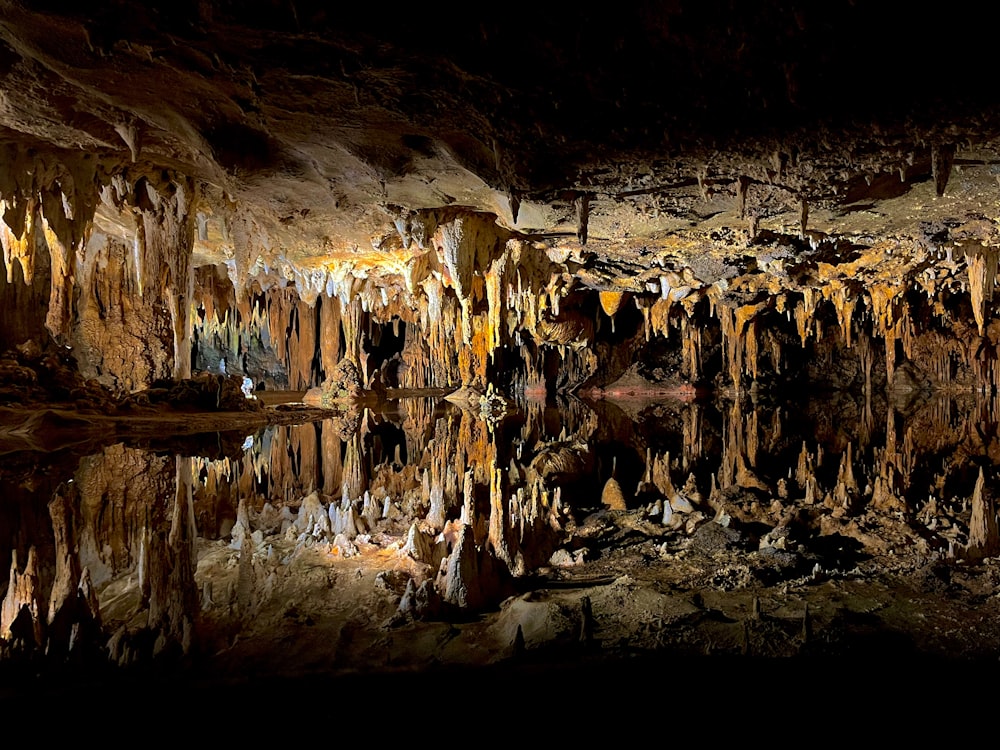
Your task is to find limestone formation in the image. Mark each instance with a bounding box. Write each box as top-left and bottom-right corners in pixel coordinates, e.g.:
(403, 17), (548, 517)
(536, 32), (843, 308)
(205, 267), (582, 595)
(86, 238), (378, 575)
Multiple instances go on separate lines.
(7, 2), (1000, 684)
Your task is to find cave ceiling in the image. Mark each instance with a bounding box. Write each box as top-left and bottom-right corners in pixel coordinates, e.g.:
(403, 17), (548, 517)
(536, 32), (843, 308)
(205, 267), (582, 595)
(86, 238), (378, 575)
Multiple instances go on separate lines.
(4, 1), (1000, 310)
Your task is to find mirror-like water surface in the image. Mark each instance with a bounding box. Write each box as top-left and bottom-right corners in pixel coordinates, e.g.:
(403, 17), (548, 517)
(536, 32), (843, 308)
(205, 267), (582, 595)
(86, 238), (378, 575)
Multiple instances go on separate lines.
(3, 390), (1000, 683)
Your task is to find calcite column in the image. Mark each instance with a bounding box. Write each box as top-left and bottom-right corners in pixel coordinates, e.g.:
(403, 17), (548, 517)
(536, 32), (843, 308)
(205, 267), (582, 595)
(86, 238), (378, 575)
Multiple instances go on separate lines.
(319, 293), (342, 380)
(136, 177), (197, 382)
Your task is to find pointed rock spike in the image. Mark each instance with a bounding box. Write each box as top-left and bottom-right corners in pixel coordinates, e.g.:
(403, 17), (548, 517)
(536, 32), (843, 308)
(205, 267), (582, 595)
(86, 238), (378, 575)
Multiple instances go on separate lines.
(931, 143), (956, 197)
(575, 193), (590, 245)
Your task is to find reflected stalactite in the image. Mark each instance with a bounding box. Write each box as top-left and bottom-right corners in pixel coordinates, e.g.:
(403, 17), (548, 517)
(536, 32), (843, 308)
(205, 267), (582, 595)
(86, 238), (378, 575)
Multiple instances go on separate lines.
(0, 547), (42, 647)
(6, 383), (1000, 669)
(77, 444), (173, 585)
(341, 430), (369, 501)
(144, 457), (199, 656)
(319, 293), (342, 381)
(322, 417), (344, 496)
(45, 486), (100, 655)
(682, 400), (704, 473)
(719, 399), (768, 492)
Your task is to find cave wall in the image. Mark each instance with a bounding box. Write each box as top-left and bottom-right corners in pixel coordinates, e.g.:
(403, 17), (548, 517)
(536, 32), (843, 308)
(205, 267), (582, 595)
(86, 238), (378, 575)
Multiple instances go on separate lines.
(71, 232), (174, 392)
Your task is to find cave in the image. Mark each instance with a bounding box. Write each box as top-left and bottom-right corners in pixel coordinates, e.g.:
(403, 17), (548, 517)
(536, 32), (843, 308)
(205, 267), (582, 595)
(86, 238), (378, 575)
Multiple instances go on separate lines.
(4, 3), (1000, 706)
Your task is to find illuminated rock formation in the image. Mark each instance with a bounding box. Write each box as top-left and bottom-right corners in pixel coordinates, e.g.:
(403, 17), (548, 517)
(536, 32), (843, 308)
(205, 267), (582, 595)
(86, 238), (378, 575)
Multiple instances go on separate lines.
(7, 3), (1000, 677)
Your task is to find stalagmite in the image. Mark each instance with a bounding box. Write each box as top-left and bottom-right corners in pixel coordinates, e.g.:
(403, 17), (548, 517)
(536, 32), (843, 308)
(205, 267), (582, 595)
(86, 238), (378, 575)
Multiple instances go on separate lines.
(296, 491), (331, 538)
(575, 193), (590, 245)
(602, 477), (626, 510)
(931, 143), (956, 197)
(737, 176), (750, 219)
(833, 443), (858, 511)
(402, 522), (434, 563)
(441, 523), (482, 608)
(965, 467), (999, 561)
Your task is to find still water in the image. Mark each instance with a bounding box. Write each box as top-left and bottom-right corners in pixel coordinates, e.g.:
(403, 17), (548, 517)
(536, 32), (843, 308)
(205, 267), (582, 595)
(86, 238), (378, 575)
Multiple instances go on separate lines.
(0, 387), (996, 669)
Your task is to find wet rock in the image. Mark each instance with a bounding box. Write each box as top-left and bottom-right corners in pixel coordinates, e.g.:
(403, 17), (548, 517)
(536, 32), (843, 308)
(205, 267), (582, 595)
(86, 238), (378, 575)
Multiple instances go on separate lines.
(374, 570), (411, 596)
(690, 521), (747, 554)
(304, 359), (364, 406)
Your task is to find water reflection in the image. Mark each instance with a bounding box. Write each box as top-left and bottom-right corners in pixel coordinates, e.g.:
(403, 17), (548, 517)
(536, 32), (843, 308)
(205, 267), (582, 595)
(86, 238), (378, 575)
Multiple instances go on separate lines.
(2, 387), (998, 669)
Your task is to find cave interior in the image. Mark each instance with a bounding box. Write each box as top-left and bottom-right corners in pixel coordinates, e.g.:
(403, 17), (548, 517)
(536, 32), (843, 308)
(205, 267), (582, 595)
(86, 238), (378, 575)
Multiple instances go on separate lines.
(3, 2), (1000, 693)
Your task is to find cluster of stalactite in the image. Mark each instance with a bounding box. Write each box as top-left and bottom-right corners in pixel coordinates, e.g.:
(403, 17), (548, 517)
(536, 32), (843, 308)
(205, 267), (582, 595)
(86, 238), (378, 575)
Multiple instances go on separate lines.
(5, 143), (997, 401)
(5, 385), (1000, 666)
(0, 148), (202, 392)
(185, 209), (597, 394)
(181, 225), (1000, 401)
(188, 394), (583, 613)
(626, 241), (1000, 394)
(588, 387), (1000, 560)
(0, 445), (199, 663)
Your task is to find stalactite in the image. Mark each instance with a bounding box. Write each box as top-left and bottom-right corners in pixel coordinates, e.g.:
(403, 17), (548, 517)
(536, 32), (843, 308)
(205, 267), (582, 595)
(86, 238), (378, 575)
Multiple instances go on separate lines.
(1, 195), (38, 285)
(868, 282), (903, 382)
(719, 301), (766, 387)
(681, 314), (701, 381)
(794, 288), (817, 347)
(825, 282), (857, 348)
(136, 176), (197, 379)
(292, 296), (318, 389)
(966, 245), (998, 336)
